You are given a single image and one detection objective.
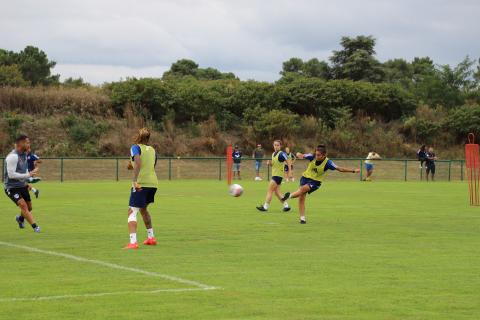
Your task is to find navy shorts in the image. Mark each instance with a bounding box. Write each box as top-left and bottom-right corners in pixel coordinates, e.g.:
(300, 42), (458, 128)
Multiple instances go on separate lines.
(365, 163), (374, 171)
(272, 176), (283, 185)
(129, 187), (157, 208)
(284, 165), (293, 172)
(426, 164), (435, 174)
(300, 176), (321, 194)
(5, 186), (31, 204)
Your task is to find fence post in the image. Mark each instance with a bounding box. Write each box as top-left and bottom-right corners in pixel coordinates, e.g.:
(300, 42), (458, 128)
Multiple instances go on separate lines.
(267, 162), (270, 181)
(218, 158), (222, 181)
(404, 160), (408, 181)
(448, 160), (452, 181)
(359, 160), (363, 181)
(60, 157), (64, 182)
(115, 158), (119, 181)
(168, 158), (172, 181)
(460, 160), (464, 181)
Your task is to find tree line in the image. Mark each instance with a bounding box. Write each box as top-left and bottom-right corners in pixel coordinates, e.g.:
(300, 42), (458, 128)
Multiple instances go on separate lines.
(1, 35), (480, 156)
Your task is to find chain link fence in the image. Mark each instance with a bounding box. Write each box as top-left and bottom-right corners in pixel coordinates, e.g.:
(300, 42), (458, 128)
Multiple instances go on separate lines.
(1, 157), (466, 182)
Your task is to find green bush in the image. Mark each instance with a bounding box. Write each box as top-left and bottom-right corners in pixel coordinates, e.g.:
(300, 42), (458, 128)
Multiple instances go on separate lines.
(61, 115), (109, 144)
(446, 104), (480, 139)
(3, 112), (25, 140)
(251, 109), (300, 140)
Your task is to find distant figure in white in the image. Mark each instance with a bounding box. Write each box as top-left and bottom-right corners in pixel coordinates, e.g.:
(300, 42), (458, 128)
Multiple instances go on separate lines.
(364, 152), (381, 181)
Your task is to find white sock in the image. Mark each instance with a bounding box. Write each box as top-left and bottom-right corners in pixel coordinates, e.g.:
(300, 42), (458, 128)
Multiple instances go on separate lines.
(147, 228), (154, 239)
(283, 201), (289, 208)
(129, 233), (137, 244)
(263, 203), (270, 210)
(31, 187), (37, 193)
(300, 216), (306, 221)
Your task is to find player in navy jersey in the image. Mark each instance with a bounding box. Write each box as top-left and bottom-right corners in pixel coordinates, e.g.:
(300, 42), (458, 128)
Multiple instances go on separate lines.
(232, 145), (242, 180)
(26, 146), (42, 198)
(284, 147), (296, 182)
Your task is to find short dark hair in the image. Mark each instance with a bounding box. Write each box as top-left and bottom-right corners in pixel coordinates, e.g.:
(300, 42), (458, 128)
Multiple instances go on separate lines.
(316, 145), (327, 154)
(15, 134), (28, 143)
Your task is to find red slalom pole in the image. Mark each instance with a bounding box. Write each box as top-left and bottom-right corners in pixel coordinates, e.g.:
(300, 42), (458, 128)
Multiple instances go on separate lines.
(465, 133), (480, 206)
(226, 145), (233, 186)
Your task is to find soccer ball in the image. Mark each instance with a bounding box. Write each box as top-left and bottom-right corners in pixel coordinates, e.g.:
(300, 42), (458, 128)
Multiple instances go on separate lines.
(229, 184), (243, 197)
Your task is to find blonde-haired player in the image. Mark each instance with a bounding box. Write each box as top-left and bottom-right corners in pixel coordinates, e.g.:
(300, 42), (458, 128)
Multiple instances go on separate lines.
(125, 128), (158, 249)
(256, 140), (292, 212)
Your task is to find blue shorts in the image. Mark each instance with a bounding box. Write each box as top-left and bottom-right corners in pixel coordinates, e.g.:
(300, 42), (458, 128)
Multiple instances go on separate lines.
(272, 176), (283, 185)
(284, 165), (293, 172)
(129, 187), (157, 208)
(255, 160), (262, 171)
(365, 163), (374, 171)
(233, 163), (241, 172)
(300, 176), (321, 194)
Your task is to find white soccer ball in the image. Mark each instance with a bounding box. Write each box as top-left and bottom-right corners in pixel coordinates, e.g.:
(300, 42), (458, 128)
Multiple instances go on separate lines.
(229, 184), (243, 197)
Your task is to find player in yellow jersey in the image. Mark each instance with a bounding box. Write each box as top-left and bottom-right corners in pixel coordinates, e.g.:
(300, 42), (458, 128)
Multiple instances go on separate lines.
(124, 128), (159, 249)
(282, 145), (359, 224)
(256, 140), (292, 212)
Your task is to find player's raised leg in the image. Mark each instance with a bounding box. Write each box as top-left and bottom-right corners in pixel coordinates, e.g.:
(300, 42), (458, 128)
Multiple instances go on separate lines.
(274, 186), (290, 212)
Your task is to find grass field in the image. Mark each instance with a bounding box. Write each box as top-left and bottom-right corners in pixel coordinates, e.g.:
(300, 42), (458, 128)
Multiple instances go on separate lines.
(0, 180), (479, 319)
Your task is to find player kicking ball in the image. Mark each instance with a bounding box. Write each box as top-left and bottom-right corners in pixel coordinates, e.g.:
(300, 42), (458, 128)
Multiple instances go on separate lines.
(124, 128), (158, 249)
(281, 145), (359, 224)
(256, 140), (292, 212)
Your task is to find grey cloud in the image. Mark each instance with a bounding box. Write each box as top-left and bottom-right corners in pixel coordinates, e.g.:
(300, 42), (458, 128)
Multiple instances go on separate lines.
(1, 0), (479, 84)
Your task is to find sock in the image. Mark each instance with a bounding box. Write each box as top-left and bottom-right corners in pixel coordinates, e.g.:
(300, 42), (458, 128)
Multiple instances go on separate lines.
(129, 233), (137, 244)
(31, 223), (38, 229)
(263, 203), (270, 210)
(31, 187), (37, 193)
(147, 228), (154, 239)
(18, 215), (25, 222)
(300, 216), (306, 221)
(283, 201), (289, 208)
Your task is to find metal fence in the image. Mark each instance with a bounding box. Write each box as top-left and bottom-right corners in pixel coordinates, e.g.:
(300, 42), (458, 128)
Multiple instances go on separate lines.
(0, 157), (466, 182)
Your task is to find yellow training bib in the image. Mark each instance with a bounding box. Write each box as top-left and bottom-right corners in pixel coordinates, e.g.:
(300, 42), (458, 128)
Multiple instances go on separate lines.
(131, 144), (158, 188)
(271, 151), (285, 177)
(302, 157), (329, 182)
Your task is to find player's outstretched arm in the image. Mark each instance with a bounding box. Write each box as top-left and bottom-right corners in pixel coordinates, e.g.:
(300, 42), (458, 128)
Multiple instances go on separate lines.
(295, 152), (305, 159)
(336, 166), (360, 173)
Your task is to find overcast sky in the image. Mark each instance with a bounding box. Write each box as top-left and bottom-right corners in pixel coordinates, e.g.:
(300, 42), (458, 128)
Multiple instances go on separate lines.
(1, 0), (479, 84)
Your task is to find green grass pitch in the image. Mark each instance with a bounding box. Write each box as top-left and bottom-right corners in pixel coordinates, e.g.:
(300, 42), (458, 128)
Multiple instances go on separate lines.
(0, 180), (479, 319)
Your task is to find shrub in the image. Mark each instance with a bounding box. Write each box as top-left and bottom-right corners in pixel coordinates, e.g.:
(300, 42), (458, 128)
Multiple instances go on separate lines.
(446, 104), (480, 139)
(61, 115), (109, 144)
(3, 112), (25, 140)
